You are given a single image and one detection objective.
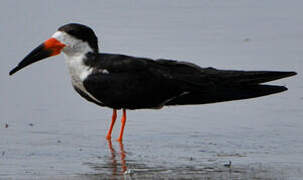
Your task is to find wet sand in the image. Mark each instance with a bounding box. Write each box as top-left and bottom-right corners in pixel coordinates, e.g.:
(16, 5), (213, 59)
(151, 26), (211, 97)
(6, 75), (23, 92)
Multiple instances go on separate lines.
(1, 104), (303, 179)
(1, 0), (303, 179)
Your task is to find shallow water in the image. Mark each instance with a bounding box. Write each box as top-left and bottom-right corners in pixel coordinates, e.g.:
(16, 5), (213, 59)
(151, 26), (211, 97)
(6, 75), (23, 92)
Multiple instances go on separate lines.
(1, 0), (303, 179)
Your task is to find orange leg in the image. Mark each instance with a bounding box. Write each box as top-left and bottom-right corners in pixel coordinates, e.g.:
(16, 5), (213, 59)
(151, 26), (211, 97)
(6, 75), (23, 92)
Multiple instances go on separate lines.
(106, 109), (117, 140)
(117, 109), (126, 142)
(119, 141), (127, 172)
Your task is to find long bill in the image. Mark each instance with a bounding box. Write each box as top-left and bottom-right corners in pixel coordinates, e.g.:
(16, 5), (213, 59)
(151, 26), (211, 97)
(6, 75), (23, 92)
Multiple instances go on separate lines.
(9, 38), (65, 75)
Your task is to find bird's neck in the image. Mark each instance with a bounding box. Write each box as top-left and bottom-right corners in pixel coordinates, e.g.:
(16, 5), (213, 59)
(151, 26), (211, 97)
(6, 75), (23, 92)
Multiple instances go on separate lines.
(64, 51), (96, 82)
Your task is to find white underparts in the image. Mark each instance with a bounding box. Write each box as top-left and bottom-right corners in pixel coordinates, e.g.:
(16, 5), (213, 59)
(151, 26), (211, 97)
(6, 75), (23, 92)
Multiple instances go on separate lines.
(52, 31), (102, 103)
(65, 54), (102, 104)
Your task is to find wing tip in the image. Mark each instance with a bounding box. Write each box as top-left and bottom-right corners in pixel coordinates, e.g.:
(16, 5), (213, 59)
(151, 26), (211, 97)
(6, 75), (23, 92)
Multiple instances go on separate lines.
(284, 71), (297, 77)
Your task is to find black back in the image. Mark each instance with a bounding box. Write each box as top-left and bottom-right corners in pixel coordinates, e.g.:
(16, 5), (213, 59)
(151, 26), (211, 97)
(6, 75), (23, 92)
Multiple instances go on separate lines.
(79, 53), (296, 109)
(58, 23), (99, 53)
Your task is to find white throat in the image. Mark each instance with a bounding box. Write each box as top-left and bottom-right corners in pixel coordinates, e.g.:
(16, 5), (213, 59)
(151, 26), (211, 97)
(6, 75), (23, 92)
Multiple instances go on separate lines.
(52, 31), (101, 103)
(52, 31), (94, 81)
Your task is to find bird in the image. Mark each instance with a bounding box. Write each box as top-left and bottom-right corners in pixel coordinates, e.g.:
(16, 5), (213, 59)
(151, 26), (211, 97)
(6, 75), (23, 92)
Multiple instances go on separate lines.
(9, 23), (297, 142)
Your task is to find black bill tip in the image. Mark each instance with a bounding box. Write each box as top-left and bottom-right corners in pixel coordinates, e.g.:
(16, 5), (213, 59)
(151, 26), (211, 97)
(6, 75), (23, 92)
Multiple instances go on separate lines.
(9, 66), (20, 76)
(9, 43), (53, 76)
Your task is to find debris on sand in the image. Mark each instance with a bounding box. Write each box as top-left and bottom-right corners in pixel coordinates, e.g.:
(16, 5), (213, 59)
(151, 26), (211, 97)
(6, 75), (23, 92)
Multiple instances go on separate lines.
(243, 38), (251, 42)
(124, 169), (134, 175)
(224, 161), (232, 168)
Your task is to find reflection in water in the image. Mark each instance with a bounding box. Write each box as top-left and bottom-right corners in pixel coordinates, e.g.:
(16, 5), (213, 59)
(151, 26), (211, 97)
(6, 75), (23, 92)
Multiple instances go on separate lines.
(82, 141), (287, 179)
(83, 140), (163, 179)
(84, 139), (129, 177)
(107, 139), (127, 175)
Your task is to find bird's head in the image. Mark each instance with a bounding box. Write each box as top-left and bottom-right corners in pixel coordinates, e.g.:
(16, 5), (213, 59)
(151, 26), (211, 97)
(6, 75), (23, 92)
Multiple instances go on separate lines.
(9, 23), (98, 75)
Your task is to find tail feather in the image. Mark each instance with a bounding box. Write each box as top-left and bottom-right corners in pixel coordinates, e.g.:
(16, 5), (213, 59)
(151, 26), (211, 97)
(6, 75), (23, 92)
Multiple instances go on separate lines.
(218, 70), (297, 85)
(156, 59), (296, 86)
(165, 85), (288, 106)
(196, 68), (297, 85)
(156, 60), (296, 105)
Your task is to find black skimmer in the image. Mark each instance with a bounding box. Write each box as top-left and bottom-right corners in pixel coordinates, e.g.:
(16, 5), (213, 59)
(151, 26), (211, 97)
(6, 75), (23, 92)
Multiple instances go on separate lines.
(9, 23), (297, 142)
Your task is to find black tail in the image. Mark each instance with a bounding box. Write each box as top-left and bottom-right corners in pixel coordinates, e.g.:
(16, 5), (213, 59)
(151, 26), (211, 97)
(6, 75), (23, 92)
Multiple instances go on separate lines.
(155, 60), (296, 105)
(211, 70), (297, 85)
(166, 85), (288, 105)
(165, 65), (297, 90)
(156, 60), (296, 86)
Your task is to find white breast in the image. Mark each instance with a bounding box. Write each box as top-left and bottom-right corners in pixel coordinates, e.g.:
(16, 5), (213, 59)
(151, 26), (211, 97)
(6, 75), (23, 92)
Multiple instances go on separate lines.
(65, 54), (102, 104)
(51, 31), (103, 104)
